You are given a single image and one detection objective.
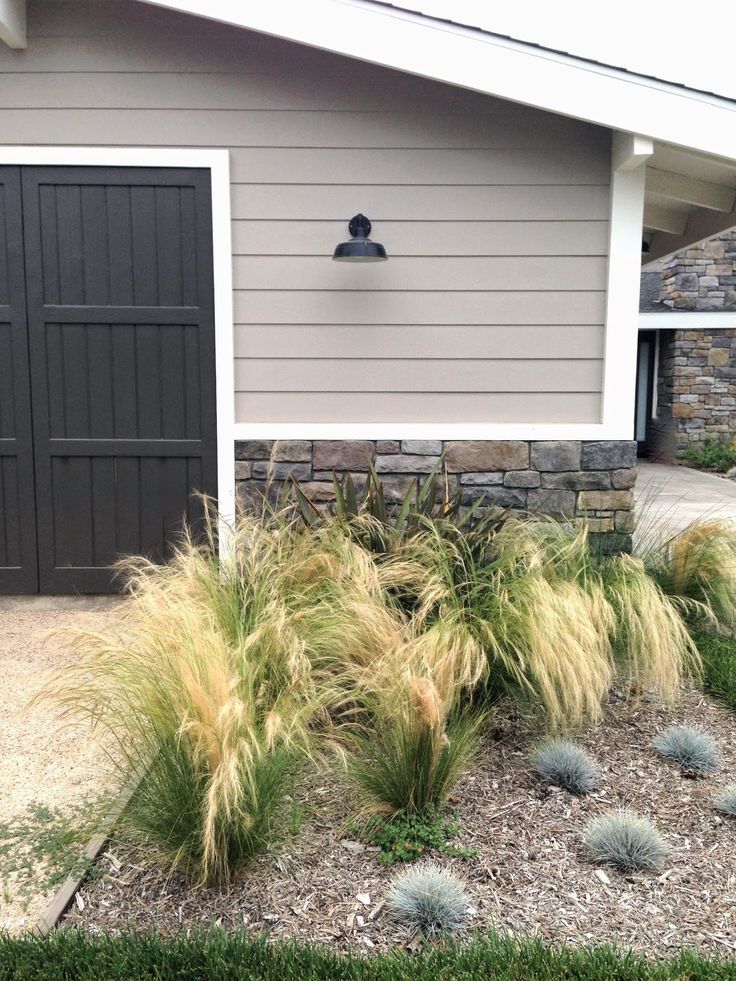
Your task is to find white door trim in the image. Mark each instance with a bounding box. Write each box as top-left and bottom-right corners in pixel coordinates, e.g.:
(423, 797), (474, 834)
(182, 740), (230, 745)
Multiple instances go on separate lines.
(0, 146), (235, 557)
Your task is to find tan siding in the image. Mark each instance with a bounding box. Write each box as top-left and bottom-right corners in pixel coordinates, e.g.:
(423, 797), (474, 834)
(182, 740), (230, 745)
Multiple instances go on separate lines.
(230, 185), (609, 221)
(235, 359), (603, 393)
(236, 393), (602, 423)
(233, 257), (607, 292)
(0, 0), (612, 426)
(227, 147), (610, 185)
(0, 108), (610, 151)
(233, 291), (606, 325)
(235, 326), (605, 360)
(232, 221), (610, 257)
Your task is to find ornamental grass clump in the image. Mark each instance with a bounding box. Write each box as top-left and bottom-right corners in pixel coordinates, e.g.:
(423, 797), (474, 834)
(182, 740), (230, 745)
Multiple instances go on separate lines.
(411, 517), (616, 729)
(643, 519), (736, 630)
(653, 725), (720, 777)
(386, 863), (469, 936)
(714, 785), (736, 817)
(596, 553), (699, 701)
(344, 671), (485, 817)
(39, 514), (326, 887)
(583, 811), (669, 873)
(532, 739), (600, 795)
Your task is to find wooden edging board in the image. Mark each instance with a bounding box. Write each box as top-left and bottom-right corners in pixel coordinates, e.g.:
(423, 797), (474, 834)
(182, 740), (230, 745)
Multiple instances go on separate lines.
(35, 768), (144, 936)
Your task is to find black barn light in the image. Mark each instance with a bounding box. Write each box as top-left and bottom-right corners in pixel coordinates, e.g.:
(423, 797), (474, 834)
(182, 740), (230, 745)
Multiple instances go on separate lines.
(332, 213), (388, 262)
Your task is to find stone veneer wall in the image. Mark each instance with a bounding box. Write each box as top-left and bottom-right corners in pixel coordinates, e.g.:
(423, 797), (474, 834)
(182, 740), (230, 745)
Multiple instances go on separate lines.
(235, 439), (637, 550)
(660, 230), (736, 310)
(648, 329), (736, 459)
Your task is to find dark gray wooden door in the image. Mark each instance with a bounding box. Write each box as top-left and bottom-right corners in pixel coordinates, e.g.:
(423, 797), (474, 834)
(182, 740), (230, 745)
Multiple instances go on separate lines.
(0, 168), (38, 592)
(0, 165), (218, 594)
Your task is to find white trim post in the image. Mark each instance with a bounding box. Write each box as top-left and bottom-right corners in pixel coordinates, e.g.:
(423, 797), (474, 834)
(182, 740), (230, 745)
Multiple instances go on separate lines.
(208, 150), (236, 560)
(600, 132), (652, 438)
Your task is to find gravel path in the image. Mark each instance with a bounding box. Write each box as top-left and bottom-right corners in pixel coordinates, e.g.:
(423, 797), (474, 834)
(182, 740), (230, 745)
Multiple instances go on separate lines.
(0, 599), (122, 933)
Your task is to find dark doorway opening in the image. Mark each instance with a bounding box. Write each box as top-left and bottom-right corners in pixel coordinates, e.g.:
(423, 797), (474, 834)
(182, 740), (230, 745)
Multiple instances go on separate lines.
(635, 330), (657, 457)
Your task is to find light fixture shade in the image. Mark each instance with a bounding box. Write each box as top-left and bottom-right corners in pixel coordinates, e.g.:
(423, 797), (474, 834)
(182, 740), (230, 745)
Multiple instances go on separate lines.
(332, 213), (388, 262)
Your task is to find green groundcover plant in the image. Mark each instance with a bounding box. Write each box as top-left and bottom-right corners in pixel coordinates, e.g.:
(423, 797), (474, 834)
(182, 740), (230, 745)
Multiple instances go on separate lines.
(0, 930), (734, 981)
(352, 808), (475, 864)
(682, 436), (736, 473)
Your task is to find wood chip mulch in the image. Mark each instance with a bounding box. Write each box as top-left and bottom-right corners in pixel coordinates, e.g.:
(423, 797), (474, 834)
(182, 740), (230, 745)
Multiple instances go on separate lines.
(63, 687), (736, 957)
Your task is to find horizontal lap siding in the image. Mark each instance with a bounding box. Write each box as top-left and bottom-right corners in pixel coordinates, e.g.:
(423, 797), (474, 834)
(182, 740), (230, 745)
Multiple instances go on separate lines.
(0, 0), (612, 426)
(235, 393), (602, 423)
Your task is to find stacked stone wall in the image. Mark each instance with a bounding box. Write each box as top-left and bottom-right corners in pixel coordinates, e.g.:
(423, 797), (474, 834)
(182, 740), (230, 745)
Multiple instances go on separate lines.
(235, 439), (637, 551)
(661, 232), (736, 310)
(648, 329), (736, 458)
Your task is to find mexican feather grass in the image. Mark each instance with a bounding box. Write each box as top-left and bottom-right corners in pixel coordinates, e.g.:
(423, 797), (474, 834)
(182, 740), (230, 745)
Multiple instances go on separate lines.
(643, 519), (736, 630)
(40, 514), (325, 886)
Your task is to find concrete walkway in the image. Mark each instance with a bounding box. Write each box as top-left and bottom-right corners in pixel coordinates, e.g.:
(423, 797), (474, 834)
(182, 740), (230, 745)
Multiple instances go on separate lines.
(635, 461), (736, 538)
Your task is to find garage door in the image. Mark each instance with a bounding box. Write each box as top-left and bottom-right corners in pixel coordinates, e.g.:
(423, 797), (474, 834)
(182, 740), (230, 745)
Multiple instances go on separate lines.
(0, 166), (218, 594)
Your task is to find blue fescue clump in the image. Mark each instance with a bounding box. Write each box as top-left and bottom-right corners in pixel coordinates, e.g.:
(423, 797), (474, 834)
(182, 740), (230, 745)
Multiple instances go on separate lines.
(652, 725), (719, 777)
(532, 739), (600, 795)
(714, 784), (736, 817)
(583, 810), (669, 873)
(386, 863), (469, 936)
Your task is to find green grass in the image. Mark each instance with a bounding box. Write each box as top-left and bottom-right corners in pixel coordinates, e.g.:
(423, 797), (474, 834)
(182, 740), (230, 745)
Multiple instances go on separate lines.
(0, 929), (732, 980)
(693, 632), (736, 712)
(682, 437), (736, 473)
(0, 800), (101, 911)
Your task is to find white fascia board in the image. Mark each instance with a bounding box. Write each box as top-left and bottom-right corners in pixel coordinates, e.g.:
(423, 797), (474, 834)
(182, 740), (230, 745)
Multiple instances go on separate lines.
(140, 0), (736, 162)
(639, 311), (736, 329)
(0, 0), (25, 48)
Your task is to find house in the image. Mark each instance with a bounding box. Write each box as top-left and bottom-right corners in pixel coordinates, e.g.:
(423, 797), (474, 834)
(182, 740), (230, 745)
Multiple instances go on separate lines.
(637, 230), (736, 460)
(2, 0), (736, 593)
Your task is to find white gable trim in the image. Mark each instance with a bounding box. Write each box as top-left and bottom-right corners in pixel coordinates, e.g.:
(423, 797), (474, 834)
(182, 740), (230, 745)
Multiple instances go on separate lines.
(141, 0), (736, 162)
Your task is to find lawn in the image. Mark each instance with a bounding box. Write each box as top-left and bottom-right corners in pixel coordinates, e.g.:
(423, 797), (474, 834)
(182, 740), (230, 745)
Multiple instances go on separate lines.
(1, 929), (735, 981)
(14, 468), (736, 976)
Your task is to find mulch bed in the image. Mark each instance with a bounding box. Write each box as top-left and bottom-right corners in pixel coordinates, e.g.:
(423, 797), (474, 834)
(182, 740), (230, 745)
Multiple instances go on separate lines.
(63, 687), (736, 957)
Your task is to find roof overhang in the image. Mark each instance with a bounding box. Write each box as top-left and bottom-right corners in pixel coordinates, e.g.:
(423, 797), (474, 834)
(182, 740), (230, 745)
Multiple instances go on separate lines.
(138, 0), (736, 261)
(141, 0), (736, 158)
(0, 0), (25, 48)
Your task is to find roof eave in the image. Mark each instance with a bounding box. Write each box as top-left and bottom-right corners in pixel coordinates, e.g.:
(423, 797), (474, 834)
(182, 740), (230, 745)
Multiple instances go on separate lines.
(140, 0), (736, 162)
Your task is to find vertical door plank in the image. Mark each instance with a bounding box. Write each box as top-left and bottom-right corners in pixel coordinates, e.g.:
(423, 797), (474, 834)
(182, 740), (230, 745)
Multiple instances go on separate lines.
(0, 167), (37, 592)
